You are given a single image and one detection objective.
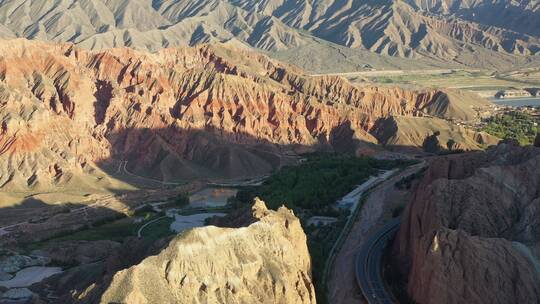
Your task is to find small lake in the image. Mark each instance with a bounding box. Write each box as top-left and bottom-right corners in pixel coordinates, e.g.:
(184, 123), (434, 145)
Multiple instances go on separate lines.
(170, 213), (227, 233)
(189, 187), (238, 208)
(490, 97), (540, 107)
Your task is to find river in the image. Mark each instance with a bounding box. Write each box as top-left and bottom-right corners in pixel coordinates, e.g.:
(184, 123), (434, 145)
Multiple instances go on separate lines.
(490, 97), (540, 107)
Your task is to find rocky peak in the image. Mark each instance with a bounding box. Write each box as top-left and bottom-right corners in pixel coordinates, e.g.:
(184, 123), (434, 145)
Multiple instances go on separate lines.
(98, 199), (316, 304)
(251, 197), (271, 219)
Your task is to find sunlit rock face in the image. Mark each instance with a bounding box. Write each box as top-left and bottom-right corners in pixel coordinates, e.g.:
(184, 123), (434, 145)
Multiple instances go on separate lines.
(394, 142), (540, 304)
(99, 199), (316, 304)
(0, 39), (494, 190)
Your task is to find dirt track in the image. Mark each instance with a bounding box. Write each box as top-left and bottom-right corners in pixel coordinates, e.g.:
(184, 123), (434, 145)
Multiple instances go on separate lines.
(327, 162), (426, 304)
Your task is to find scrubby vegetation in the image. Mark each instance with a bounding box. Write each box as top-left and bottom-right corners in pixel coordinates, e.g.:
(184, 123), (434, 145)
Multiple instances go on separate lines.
(304, 219), (348, 303)
(25, 216), (139, 248)
(161, 192), (190, 208)
(27, 211), (172, 250)
(139, 217), (175, 239)
(482, 111), (540, 145)
(235, 154), (410, 213)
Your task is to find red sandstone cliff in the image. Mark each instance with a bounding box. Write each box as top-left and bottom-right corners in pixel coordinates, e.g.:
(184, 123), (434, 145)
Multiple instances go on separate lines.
(0, 38), (494, 190)
(394, 142), (540, 304)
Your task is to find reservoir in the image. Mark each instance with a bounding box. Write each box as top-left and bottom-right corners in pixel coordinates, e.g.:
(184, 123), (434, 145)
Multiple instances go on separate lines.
(490, 97), (540, 107)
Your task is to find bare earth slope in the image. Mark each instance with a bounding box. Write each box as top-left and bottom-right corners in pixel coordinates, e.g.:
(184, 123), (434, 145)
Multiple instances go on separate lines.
(98, 199), (316, 304)
(394, 142), (540, 304)
(0, 39), (494, 193)
(0, 0), (538, 70)
(372, 116), (498, 151)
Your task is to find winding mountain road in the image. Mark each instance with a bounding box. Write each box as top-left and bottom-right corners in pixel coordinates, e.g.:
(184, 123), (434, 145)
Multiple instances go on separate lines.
(116, 161), (182, 186)
(327, 161), (426, 304)
(356, 219), (400, 304)
(137, 215), (167, 238)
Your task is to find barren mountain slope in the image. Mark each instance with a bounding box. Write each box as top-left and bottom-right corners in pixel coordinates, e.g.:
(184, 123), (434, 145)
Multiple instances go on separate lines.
(0, 0), (311, 52)
(0, 39), (493, 193)
(394, 142), (540, 304)
(298, 0), (540, 68)
(372, 115), (498, 151)
(98, 199), (316, 304)
(0, 0), (538, 70)
(405, 0), (540, 37)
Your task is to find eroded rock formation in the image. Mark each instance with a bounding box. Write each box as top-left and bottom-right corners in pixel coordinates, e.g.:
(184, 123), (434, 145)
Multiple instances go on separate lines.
(98, 199), (315, 304)
(0, 39), (494, 190)
(394, 142), (540, 304)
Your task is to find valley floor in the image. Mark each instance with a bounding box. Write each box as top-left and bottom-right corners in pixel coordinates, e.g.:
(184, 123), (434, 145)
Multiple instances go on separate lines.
(327, 161), (426, 304)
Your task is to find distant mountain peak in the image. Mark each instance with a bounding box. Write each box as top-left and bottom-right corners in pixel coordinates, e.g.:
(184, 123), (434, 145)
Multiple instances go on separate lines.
(0, 0), (539, 71)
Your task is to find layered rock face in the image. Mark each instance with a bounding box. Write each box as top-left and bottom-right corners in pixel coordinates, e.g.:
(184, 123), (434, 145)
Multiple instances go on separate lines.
(0, 40), (494, 190)
(0, 39), (494, 191)
(99, 199), (316, 304)
(394, 142), (540, 304)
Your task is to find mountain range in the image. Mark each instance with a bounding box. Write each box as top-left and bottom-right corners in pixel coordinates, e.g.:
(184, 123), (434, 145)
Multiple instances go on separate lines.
(0, 0), (539, 72)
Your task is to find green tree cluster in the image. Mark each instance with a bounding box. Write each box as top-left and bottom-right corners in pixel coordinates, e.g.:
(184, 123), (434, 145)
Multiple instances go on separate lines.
(236, 154), (410, 213)
(482, 111), (540, 145)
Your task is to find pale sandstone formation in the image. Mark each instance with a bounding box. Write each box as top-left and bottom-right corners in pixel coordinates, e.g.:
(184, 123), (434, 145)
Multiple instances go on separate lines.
(394, 142), (540, 304)
(0, 39), (493, 191)
(99, 199), (316, 304)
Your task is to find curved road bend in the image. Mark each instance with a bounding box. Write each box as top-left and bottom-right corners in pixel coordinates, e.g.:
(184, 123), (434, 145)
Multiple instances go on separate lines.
(356, 218), (400, 304)
(137, 216), (167, 237)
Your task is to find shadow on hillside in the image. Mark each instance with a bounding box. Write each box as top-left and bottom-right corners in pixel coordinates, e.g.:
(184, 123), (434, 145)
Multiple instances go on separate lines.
(0, 121), (427, 247)
(0, 123), (428, 302)
(0, 198), (124, 246)
(0, 193), (174, 302)
(92, 122), (397, 184)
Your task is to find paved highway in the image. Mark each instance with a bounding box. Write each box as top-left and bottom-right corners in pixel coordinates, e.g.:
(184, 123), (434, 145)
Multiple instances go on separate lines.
(356, 218), (400, 304)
